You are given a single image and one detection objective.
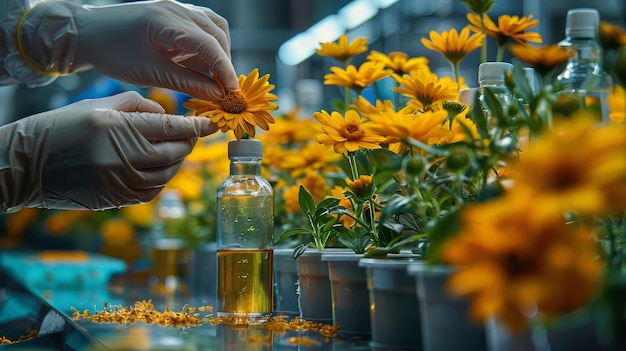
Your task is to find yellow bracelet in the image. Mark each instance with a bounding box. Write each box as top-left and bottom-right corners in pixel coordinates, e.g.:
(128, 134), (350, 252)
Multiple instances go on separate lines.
(16, 5), (68, 77)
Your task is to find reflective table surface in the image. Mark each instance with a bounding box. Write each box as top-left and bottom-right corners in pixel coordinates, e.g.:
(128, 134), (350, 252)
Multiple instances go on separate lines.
(0, 270), (374, 350)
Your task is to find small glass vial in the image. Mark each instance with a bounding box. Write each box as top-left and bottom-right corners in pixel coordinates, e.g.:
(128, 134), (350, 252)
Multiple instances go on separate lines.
(478, 61), (515, 128)
(555, 8), (612, 122)
(149, 189), (189, 296)
(216, 139), (274, 321)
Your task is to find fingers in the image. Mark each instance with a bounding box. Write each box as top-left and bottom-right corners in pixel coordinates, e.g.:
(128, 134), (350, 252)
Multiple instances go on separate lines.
(92, 91), (167, 113)
(123, 112), (219, 141)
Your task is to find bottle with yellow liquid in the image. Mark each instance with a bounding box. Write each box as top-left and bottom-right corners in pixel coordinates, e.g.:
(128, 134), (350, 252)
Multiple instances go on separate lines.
(216, 138), (274, 321)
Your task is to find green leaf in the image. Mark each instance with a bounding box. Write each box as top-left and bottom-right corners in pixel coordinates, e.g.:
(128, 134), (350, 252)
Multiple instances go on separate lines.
(276, 228), (312, 242)
(367, 149), (403, 171)
(298, 185), (316, 215)
(293, 243), (310, 259)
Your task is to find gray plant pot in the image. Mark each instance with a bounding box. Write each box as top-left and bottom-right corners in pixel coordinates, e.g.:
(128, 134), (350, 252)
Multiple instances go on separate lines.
(407, 264), (487, 351)
(322, 252), (370, 335)
(273, 248), (299, 315)
(360, 256), (423, 350)
(296, 248), (349, 323)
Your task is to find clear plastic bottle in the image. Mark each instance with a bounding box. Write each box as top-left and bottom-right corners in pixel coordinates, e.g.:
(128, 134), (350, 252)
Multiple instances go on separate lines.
(555, 8), (612, 122)
(216, 139), (274, 320)
(478, 62), (515, 129)
(149, 189), (189, 295)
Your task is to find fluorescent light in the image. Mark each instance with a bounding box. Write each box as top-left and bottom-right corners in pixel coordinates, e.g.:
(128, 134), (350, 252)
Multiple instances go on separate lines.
(377, 0), (399, 9)
(278, 32), (317, 66)
(339, 0), (378, 30)
(309, 15), (345, 43)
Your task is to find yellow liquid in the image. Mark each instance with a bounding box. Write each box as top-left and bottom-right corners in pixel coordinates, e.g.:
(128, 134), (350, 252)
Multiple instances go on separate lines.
(217, 248), (274, 317)
(151, 240), (188, 278)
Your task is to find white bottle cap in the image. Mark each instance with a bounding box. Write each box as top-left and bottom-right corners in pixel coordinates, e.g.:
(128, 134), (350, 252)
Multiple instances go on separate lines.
(228, 139), (264, 159)
(478, 62), (514, 83)
(565, 8), (599, 39)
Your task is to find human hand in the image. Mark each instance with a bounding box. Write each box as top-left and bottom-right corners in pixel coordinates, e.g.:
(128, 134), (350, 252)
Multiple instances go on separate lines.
(15, 0), (238, 99)
(0, 91), (217, 212)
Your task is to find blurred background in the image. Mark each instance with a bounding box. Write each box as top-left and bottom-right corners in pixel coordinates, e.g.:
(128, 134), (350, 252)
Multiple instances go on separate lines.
(2, 0), (626, 277)
(2, 0), (626, 124)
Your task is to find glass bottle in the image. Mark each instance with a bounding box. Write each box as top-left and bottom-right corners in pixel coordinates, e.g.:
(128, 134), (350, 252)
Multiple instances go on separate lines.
(149, 189), (189, 295)
(216, 139), (274, 320)
(555, 8), (612, 123)
(478, 61), (515, 130)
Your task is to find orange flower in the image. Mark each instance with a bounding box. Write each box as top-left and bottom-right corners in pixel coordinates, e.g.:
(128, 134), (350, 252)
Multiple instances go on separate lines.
(366, 50), (430, 75)
(183, 68), (278, 140)
(421, 27), (484, 65)
(314, 109), (386, 154)
(316, 34), (368, 63)
(323, 61), (389, 93)
(467, 13), (542, 46)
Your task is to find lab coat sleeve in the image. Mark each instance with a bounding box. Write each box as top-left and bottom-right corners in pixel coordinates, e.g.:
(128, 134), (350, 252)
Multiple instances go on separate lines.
(0, 0), (57, 87)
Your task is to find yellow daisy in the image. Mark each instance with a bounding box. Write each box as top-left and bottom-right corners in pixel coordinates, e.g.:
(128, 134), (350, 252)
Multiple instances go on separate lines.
(512, 114), (626, 216)
(329, 186), (355, 228)
(324, 61), (389, 94)
(608, 84), (626, 124)
(443, 187), (604, 333)
(467, 13), (542, 46)
(367, 109), (453, 154)
(421, 27), (484, 65)
(316, 34), (368, 63)
(183, 68), (279, 140)
(366, 50), (430, 75)
(392, 70), (459, 112)
(279, 143), (342, 177)
(508, 44), (570, 80)
(313, 109), (386, 154)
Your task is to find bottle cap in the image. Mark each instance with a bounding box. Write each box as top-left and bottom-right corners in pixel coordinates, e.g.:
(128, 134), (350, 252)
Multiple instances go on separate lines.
(523, 67), (536, 93)
(228, 139), (264, 159)
(565, 8), (599, 39)
(478, 62), (514, 83)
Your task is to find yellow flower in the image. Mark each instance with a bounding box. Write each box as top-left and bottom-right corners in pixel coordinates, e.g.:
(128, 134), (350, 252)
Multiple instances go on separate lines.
(599, 21), (626, 51)
(467, 13), (542, 46)
(329, 186), (355, 228)
(5, 208), (39, 237)
(283, 171), (330, 214)
(348, 175), (374, 199)
(608, 84), (626, 124)
(165, 167), (203, 201)
(183, 68), (278, 140)
(392, 70), (459, 112)
(421, 27), (484, 65)
(366, 50), (430, 75)
(443, 188), (604, 333)
(512, 114), (626, 216)
(314, 109), (386, 154)
(367, 109), (453, 154)
(316, 34), (368, 63)
(100, 219), (136, 247)
(120, 203), (155, 228)
(508, 44), (570, 79)
(280, 143), (341, 178)
(324, 61), (389, 93)
(282, 184), (302, 214)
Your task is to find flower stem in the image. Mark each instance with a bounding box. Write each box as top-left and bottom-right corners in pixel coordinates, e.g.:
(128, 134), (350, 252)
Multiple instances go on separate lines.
(480, 14), (487, 63)
(344, 87), (351, 113)
(348, 153), (359, 181)
(496, 45), (505, 62)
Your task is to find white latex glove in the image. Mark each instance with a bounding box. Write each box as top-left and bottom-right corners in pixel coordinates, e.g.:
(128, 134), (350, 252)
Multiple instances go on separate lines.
(1, 0), (238, 98)
(0, 91), (218, 213)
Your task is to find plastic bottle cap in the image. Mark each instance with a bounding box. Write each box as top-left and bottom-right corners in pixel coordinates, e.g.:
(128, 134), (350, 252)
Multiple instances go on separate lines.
(565, 8), (599, 39)
(478, 62), (514, 83)
(228, 139), (264, 159)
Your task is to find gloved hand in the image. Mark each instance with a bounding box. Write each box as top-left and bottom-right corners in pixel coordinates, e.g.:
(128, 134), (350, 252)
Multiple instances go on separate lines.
(4, 0), (238, 98)
(0, 91), (218, 213)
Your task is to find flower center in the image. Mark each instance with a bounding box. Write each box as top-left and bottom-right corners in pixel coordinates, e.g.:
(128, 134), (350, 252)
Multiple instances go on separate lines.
(222, 91), (247, 114)
(341, 122), (365, 141)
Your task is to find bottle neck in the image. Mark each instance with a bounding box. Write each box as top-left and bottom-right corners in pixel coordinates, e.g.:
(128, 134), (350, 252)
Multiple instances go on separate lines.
(229, 158), (262, 176)
(559, 36), (603, 73)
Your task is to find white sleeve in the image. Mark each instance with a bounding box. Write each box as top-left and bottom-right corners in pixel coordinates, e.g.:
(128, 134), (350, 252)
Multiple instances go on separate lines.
(0, 0), (57, 87)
